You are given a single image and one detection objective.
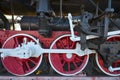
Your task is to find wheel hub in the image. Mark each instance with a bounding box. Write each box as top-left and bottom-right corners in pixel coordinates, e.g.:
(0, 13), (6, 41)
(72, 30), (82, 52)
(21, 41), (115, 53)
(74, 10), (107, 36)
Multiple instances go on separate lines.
(1, 34), (43, 76)
(66, 53), (72, 59)
(63, 53), (76, 62)
(49, 34), (89, 76)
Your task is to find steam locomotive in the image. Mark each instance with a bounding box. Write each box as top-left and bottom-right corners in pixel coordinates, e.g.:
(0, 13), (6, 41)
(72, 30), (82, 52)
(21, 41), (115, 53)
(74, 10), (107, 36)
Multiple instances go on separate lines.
(0, 0), (120, 76)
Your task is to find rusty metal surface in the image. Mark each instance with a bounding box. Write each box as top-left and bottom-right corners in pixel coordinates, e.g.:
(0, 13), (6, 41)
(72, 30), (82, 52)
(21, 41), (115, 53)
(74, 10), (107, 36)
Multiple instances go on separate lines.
(0, 77), (119, 80)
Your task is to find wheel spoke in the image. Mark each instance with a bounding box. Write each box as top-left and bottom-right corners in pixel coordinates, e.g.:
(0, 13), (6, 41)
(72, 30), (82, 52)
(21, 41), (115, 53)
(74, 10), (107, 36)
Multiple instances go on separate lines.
(70, 42), (75, 49)
(14, 37), (19, 47)
(96, 35), (120, 76)
(75, 57), (83, 62)
(28, 58), (37, 65)
(58, 40), (65, 48)
(67, 62), (71, 71)
(73, 62), (78, 69)
(15, 58), (23, 66)
(62, 60), (66, 66)
(66, 37), (70, 48)
(25, 62), (31, 71)
(49, 34), (89, 76)
(2, 34), (42, 76)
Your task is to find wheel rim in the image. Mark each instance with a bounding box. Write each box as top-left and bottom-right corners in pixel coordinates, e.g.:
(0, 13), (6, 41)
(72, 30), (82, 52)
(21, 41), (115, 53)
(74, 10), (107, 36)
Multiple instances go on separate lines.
(2, 34), (42, 76)
(49, 34), (89, 76)
(96, 35), (120, 76)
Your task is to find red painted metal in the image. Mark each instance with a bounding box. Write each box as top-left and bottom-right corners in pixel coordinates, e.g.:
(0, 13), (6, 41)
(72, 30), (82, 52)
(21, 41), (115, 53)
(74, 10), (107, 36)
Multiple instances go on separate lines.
(1, 34), (42, 76)
(49, 35), (89, 76)
(97, 35), (120, 76)
(0, 30), (71, 48)
(0, 30), (77, 76)
(1, 30), (120, 76)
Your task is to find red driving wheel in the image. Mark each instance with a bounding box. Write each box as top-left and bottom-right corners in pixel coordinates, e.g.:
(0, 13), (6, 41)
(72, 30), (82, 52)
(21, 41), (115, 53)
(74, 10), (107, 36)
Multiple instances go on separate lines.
(49, 34), (89, 76)
(2, 34), (42, 76)
(96, 35), (120, 76)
